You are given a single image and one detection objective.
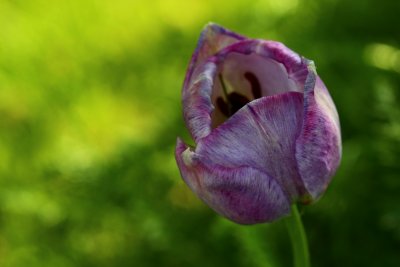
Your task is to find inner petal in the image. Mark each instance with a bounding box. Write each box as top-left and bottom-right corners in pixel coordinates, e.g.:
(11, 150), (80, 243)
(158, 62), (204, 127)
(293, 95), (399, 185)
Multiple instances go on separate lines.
(211, 52), (301, 128)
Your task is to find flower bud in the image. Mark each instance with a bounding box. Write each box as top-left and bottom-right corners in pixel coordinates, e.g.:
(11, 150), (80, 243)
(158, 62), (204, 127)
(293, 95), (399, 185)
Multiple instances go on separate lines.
(175, 23), (341, 224)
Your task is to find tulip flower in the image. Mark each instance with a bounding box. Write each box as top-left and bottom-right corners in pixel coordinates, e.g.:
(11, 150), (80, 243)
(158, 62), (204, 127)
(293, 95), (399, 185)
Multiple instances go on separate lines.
(175, 23), (341, 225)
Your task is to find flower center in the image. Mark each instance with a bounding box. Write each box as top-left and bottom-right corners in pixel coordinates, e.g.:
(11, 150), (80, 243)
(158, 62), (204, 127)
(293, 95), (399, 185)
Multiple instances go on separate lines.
(210, 52), (300, 128)
(216, 72), (262, 117)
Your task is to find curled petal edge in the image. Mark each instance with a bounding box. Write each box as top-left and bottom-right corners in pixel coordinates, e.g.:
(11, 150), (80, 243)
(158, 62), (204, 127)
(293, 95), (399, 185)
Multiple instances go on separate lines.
(295, 64), (342, 200)
(183, 23), (246, 91)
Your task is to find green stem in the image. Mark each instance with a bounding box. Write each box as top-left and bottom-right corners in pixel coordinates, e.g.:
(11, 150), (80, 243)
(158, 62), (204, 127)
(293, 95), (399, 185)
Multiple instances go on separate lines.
(285, 204), (310, 267)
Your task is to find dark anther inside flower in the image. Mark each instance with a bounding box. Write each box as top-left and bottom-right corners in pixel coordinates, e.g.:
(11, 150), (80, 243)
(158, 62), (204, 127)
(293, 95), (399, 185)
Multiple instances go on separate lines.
(175, 23), (342, 224)
(216, 72), (260, 119)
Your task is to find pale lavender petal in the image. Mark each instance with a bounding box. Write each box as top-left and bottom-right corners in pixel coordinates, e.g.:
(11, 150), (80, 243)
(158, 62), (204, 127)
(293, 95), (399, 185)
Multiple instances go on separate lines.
(295, 64), (342, 200)
(197, 92), (307, 201)
(212, 40), (310, 92)
(216, 52), (299, 101)
(252, 40), (310, 88)
(175, 138), (290, 224)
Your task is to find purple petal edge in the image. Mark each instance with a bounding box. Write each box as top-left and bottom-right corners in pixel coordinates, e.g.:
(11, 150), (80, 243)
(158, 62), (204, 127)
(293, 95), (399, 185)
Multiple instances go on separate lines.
(295, 64), (342, 201)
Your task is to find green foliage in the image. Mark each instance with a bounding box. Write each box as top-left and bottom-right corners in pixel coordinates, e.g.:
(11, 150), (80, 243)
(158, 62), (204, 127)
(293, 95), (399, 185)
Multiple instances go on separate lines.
(0, 0), (399, 266)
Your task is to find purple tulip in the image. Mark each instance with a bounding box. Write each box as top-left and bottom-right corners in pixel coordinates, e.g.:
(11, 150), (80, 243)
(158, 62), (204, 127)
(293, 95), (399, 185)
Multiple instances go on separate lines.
(175, 23), (341, 224)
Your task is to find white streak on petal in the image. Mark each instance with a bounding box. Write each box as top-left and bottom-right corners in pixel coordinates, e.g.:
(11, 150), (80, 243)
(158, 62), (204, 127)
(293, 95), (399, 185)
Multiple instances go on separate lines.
(182, 147), (195, 167)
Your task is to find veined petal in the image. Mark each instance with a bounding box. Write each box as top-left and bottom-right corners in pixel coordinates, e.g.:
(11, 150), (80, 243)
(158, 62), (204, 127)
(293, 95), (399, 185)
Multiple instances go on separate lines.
(196, 92), (307, 201)
(295, 64), (342, 200)
(175, 138), (290, 224)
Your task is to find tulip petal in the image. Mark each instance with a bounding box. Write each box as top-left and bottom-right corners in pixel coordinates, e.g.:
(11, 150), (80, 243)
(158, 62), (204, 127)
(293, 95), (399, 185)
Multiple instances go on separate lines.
(295, 65), (342, 200)
(184, 23), (245, 90)
(182, 61), (217, 141)
(218, 52), (300, 100)
(208, 40), (309, 105)
(182, 24), (245, 142)
(175, 138), (290, 224)
(196, 91), (307, 201)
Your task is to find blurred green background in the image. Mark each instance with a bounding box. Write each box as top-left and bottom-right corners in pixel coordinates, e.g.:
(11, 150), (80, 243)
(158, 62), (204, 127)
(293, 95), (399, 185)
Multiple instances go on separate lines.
(0, 0), (399, 266)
